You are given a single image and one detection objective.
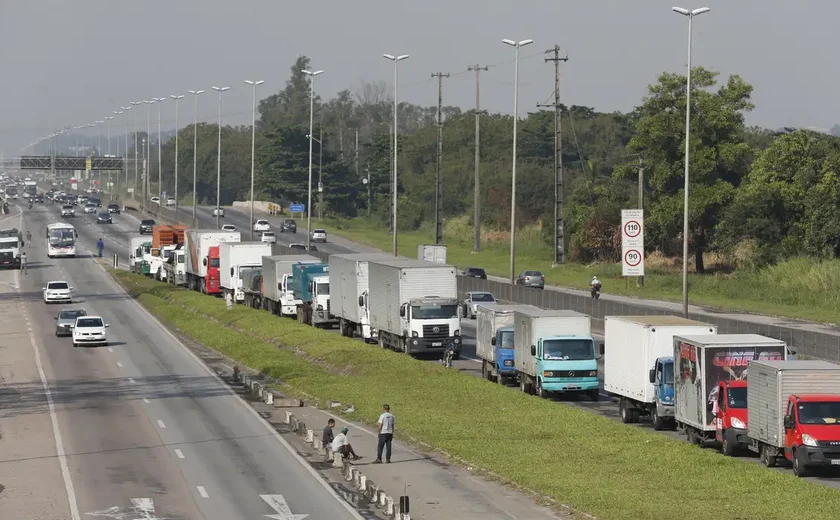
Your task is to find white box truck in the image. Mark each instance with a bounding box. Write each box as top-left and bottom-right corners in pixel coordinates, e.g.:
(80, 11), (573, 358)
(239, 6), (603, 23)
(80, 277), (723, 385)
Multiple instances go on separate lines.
(513, 309), (598, 400)
(219, 242), (272, 302)
(183, 229), (240, 294)
(604, 316), (717, 430)
(368, 258), (460, 355)
(261, 254), (322, 316)
(417, 244), (446, 264)
(476, 303), (539, 384)
(674, 334), (787, 445)
(746, 360), (840, 476)
(329, 253), (397, 342)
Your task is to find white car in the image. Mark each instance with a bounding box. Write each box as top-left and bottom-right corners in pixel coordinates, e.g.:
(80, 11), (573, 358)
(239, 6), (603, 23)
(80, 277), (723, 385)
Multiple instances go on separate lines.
(310, 229), (328, 243)
(84, 203), (97, 214)
(61, 205), (75, 217)
(253, 219), (270, 232)
(221, 224), (237, 231)
(150, 196), (161, 205)
(166, 198), (176, 206)
(213, 207), (225, 217)
(71, 316), (109, 347)
(44, 281), (73, 304)
(260, 231), (276, 244)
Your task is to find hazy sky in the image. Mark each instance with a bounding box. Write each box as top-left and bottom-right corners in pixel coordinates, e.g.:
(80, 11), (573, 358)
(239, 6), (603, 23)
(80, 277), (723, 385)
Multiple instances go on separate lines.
(1, 0), (836, 154)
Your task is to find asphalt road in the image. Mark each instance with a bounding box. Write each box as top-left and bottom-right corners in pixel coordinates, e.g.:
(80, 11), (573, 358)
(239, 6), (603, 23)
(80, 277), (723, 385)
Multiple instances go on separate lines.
(2, 201), (364, 519)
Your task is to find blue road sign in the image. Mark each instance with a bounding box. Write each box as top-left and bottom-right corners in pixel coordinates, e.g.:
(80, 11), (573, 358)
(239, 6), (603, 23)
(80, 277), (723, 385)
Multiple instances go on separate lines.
(289, 203), (305, 213)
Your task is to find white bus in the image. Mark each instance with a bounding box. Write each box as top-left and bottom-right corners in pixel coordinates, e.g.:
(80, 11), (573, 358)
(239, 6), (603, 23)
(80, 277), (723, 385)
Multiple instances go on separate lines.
(46, 222), (77, 258)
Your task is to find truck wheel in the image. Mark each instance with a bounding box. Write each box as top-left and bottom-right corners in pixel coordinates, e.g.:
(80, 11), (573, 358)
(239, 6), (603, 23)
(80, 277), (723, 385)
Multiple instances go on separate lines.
(520, 378), (532, 395)
(721, 430), (736, 456)
(481, 361), (489, 380)
(620, 398), (637, 424)
(759, 445), (777, 467)
(588, 390), (600, 402)
(652, 407), (664, 430)
(535, 379), (548, 398)
(793, 448), (809, 478)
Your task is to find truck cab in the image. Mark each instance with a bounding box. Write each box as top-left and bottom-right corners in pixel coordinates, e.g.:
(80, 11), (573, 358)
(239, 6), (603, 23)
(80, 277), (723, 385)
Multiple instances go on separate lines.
(291, 263), (336, 327)
(782, 394), (840, 476)
(202, 245), (222, 294)
(490, 325), (516, 380)
(357, 290), (377, 342)
(130, 241), (152, 275)
(713, 379), (749, 455)
(649, 356), (676, 429)
(398, 297), (461, 355)
(531, 334), (599, 398)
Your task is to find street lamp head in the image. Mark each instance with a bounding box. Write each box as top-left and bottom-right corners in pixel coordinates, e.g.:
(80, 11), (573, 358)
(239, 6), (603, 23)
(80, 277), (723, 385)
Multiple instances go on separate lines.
(692, 7), (710, 15)
(397, 55), (409, 61)
(170, 94), (185, 100)
(502, 39), (516, 46)
(672, 6), (690, 15)
(212, 86), (231, 92)
(519, 39), (533, 47)
(302, 70), (324, 77)
(188, 90), (204, 95)
(383, 54), (395, 61)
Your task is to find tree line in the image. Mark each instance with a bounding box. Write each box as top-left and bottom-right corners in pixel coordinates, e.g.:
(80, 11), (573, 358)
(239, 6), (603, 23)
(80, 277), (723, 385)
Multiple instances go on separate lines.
(119, 55), (835, 270)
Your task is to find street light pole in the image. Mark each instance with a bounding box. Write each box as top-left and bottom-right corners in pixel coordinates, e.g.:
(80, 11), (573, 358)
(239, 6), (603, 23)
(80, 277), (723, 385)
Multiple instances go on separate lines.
(245, 80), (265, 240)
(673, 6), (710, 318)
(212, 86), (230, 229)
(188, 90), (204, 227)
(383, 53), (409, 256)
(171, 95), (185, 215)
(131, 101), (141, 199)
(143, 100), (156, 212)
(502, 38), (533, 283)
(154, 97), (165, 206)
(302, 69), (323, 249)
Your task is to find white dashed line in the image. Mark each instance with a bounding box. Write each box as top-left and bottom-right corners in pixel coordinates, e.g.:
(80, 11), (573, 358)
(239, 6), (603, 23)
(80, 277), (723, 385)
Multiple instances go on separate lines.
(128, 378), (136, 384)
(157, 420), (166, 429)
(107, 347), (113, 353)
(116, 362), (123, 368)
(143, 398), (151, 404)
(197, 486), (209, 498)
(174, 449), (185, 459)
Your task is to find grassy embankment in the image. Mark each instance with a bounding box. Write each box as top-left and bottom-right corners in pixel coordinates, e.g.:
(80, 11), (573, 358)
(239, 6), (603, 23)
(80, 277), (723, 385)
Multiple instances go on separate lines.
(319, 216), (840, 324)
(113, 270), (840, 520)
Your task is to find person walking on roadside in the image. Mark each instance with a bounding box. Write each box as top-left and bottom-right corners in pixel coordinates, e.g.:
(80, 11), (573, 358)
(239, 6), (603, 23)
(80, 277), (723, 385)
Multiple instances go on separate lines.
(97, 237), (104, 258)
(374, 404), (395, 464)
(322, 419), (335, 461)
(332, 427), (361, 461)
(20, 251), (27, 275)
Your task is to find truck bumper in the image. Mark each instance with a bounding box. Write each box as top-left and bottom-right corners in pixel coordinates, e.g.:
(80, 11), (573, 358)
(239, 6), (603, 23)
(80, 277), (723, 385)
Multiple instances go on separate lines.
(542, 378), (599, 392)
(362, 324), (378, 340)
(281, 304), (298, 316)
(405, 336), (461, 354)
(656, 402), (675, 418)
(731, 427), (749, 446)
(312, 309), (338, 325)
(797, 445), (840, 467)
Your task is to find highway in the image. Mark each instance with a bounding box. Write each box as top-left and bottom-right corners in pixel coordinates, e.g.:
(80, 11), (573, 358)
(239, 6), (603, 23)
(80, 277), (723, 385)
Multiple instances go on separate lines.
(0, 201), (364, 519)
(42, 198), (840, 491)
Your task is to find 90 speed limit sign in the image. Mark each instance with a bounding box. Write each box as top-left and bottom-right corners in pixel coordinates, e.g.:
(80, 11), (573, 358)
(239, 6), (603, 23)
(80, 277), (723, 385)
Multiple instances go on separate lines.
(621, 209), (644, 276)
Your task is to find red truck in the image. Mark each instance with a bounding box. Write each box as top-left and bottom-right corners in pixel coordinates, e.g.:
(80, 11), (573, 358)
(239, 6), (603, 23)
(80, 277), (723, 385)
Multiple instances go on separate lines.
(712, 379), (749, 456)
(183, 229), (240, 295)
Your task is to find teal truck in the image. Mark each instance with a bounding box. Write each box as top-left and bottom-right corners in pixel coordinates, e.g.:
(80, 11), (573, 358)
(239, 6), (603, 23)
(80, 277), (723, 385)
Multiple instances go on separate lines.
(513, 308), (599, 400)
(475, 303), (540, 384)
(290, 262), (337, 328)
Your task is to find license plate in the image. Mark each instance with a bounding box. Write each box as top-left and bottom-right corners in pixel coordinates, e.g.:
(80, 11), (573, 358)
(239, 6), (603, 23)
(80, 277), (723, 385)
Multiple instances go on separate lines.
(831, 460), (840, 466)
(432, 342), (442, 347)
(566, 385), (581, 390)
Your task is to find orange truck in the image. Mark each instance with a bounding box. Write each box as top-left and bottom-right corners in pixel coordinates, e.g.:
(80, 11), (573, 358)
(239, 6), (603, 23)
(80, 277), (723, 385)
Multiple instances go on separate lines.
(149, 225), (186, 277)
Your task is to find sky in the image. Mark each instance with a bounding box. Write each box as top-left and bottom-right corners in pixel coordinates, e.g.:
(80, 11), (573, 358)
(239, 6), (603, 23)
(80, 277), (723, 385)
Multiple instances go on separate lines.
(0, 0), (836, 155)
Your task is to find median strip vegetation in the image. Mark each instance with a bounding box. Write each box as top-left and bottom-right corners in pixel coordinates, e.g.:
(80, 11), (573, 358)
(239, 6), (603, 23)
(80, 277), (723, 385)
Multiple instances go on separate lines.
(114, 270), (840, 520)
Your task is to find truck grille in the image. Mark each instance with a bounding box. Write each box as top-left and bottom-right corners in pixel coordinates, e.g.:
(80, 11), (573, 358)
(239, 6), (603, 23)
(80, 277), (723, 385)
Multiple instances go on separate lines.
(544, 370), (594, 378)
(327, 299), (332, 316)
(0, 252), (12, 259)
(818, 441), (840, 448)
(423, 324), (449, 339)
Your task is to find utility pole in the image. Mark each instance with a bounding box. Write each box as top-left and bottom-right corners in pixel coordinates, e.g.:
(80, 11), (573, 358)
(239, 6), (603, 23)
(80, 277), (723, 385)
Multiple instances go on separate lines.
(431, 72), (449, 245)
(637, 155), (645, 287)
(468, 65), (489, 252)
(538, 46), (569, 265)
(388, 123), (393, 234)
(355, 128), (359, 181)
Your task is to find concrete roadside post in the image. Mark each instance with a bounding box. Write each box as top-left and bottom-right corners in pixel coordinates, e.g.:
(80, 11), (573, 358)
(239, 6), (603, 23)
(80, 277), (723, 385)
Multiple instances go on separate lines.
(113, 254), (118, 269)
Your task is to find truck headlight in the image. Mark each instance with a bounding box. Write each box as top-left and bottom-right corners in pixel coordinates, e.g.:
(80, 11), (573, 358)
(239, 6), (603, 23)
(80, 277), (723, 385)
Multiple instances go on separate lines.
(454, 329), (460, 336)
(802, 433), (818, 447)
(730, 417), (746, 429)
(412, 331), (419, 337)
(317, 305), (323, 310)
(588, 370), (597, 377)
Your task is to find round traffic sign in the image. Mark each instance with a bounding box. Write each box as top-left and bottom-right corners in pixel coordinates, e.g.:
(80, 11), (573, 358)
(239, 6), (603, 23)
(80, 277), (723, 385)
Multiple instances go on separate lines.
(624, 220), (641, 238)
(624, 249), (642, 267)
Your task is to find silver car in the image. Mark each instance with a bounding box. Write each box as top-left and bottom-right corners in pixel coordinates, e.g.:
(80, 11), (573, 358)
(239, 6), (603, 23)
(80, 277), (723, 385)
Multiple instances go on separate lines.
(463, 291), (496, 319)
(54, 308), (87, 337)
(310, 229), (327, 243)
(516, 270), (545, 289)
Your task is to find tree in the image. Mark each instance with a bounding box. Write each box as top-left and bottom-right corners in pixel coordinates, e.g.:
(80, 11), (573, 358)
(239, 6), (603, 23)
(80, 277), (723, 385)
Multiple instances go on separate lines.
(258, 56), (317, 129)
(615, 67), (754, 272)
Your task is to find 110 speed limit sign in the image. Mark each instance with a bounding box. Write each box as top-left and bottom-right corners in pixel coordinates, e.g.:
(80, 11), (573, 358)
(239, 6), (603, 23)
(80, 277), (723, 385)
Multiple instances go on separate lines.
(621, 209), (644, 276)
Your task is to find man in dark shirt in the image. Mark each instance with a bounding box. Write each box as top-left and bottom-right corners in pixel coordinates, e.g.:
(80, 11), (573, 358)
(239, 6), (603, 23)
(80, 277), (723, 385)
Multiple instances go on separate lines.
(322, 419), (335, 460)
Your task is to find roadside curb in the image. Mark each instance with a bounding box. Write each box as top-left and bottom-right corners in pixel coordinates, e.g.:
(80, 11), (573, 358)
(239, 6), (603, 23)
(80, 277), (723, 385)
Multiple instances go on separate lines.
(235, 370), (410, 520)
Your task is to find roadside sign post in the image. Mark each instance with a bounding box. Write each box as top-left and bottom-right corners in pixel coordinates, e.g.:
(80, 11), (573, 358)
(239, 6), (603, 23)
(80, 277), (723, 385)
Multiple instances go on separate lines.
(621, 209), (644, 281)
(289, 203), (305, 219)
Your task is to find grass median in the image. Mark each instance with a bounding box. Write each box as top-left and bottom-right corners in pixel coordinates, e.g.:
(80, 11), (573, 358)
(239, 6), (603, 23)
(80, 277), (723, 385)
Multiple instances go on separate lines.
(319, 216), (840, 325)
(113, 270), (840, 520)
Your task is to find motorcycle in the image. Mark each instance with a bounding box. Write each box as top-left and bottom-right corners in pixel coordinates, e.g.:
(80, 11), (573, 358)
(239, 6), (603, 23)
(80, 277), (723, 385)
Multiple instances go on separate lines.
(441, 342), (457, 368)
(591, 282), (602, 300)
(2, 203), (8, 215)
(28, 200), (33, 209)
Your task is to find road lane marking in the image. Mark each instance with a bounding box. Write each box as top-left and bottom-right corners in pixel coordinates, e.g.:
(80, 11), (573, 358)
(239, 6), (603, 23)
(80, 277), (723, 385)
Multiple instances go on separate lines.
(128, 377), (136, 384)
(196, 486), (209, 498)
(157, 420), (166, 429)
(107, 347), (113, 352)
(16, 269), (82, 520)
(174, 449), (185, 459)
(143, 398), (151, 404)
(116, 362), (123, 368)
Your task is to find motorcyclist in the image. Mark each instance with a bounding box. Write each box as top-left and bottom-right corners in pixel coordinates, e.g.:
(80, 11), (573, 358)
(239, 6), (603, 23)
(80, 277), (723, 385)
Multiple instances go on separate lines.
(28, 199), (33, 209)
(441, 342), (457, 368)
(590, 276), (602, 299)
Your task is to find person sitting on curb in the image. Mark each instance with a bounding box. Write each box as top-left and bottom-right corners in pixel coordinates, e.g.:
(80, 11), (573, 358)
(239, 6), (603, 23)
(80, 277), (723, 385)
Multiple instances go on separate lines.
(331, 427), (362, 461)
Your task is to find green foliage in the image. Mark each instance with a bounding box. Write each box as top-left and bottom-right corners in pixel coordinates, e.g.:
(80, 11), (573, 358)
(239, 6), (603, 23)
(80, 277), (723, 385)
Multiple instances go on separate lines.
(114, 270), (840, 520)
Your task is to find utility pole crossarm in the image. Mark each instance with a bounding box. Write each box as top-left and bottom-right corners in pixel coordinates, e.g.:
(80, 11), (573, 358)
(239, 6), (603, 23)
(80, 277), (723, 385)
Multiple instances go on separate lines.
(431, 72), (450, 245)
(467, 65), (489, 253)
(541, 45), (569, 266)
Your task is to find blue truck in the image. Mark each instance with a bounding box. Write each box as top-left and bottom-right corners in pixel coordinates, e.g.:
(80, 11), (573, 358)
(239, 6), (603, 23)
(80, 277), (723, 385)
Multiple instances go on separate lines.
(290, 262), (337, 328)
(475, 303), (540, 384)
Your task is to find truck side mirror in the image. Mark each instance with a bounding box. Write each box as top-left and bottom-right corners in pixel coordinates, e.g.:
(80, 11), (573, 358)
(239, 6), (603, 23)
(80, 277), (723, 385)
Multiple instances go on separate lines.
(358, 295), (364, 307)
(203, 258), (207, 266)
(530, 345), (536, 356)
(230, 267), (234, 276)
(784, 416), (795, 429)
(649, 369), (656, 384)
(277, 283), (282, 290)
(399, 306), (405, 317)
(599, 343), (605, 356)
(491, 337), (496, 346)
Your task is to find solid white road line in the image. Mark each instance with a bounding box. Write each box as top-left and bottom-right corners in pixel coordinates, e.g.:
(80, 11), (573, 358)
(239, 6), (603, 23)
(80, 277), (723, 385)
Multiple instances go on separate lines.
(196, 486), (209, 498)
(17, 269), (81, 520)
(174, 449), (185, 459)
(157, 420), (166, 429)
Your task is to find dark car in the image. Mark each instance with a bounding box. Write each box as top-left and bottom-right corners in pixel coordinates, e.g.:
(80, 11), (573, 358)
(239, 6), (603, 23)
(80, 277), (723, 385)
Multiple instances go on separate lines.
(67, 195), (78, 206)
(289, 243), (317, 252)
(97, 212), (112, 224)
(462, 267), (487, 279)
(281, 219), (297, 233)
(34, 194), (44, 203)
(107, 203), (121, 214)
(89, 197), (102, 207)
(139, 219), (155, 234)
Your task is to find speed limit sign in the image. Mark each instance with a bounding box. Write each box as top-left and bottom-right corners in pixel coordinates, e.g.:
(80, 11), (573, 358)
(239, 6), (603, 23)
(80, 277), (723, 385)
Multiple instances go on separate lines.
(621, 209), (644, 276)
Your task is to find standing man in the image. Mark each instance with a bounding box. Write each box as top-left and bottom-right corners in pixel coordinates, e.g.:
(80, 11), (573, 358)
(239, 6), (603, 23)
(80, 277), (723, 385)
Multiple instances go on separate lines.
(374, 404), (395, 464)
(97, 237), (104, 258)
(322, 419), (335, 461)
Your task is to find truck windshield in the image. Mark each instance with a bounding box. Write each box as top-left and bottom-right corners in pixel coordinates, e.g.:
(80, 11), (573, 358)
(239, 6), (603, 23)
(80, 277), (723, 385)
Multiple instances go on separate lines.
(499, 330), (514, 349)
(209, 258), (220, 267)
(411, 304), (458, 319)
(316, 283), (330, 296)
(727, 387), (747, 409)
(663, 362), (674, 384)
(798, 402), (840, 425)
(543, 339), (594, 361)
(471, 293), (494, 302)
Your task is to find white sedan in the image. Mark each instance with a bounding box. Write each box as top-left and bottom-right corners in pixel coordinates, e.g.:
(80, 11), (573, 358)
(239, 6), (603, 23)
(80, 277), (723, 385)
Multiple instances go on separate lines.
(221, 224), (237, 231)
(44, 281), (73, 304)
(260, 231), (276, 244)
(213, 207), (225, 217)
(253, 219), (270, 232)
(84, 204), (97, 214)
(166, 198), (176, 206)
(150, 196), (161, 205)
(71, 316), (110, 347)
